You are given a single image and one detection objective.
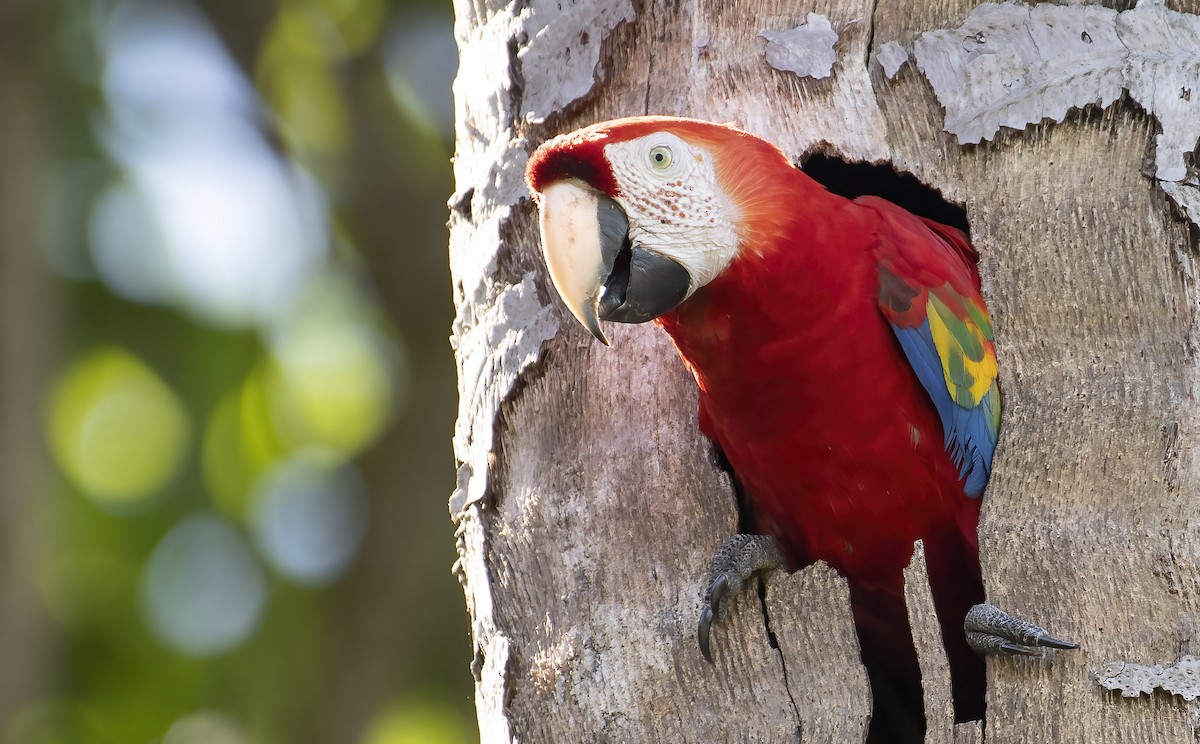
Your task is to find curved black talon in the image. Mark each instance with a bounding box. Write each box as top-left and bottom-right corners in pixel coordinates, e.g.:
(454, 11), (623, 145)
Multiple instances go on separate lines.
(1034, 634), (1079, 650)
(698, 606), (715, 662)
(698, 575), (730, 663)
(994, 635), (1077, 656)
(997, 642), (1040, 657)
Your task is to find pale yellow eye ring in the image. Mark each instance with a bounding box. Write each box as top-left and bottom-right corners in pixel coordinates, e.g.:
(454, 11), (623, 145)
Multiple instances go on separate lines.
(649, 145), (673, 170)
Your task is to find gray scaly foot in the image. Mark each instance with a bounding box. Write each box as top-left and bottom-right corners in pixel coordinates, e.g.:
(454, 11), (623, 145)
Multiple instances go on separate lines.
(698, 534), (785, 662)
(965, 603), (1079, 656)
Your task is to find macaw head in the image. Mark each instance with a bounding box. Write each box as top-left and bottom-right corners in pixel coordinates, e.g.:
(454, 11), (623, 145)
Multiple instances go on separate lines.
(525, 116), (798, 345)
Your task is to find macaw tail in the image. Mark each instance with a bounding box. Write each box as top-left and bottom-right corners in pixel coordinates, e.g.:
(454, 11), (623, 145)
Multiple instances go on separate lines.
(849, 528), (986, 743)
(849, 572), (926, 744)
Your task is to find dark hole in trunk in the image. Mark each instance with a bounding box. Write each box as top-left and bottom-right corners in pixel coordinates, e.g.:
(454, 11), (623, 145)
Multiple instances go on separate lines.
(799, 153), (970, 237)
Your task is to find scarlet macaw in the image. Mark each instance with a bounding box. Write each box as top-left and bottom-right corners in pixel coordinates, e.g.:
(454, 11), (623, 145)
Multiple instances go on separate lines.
(526, 117), (1074, 742)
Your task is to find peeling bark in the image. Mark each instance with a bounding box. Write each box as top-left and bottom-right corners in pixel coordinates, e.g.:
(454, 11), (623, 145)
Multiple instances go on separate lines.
(878, 40), (909, 79)
(1097, 655), (1200, 700)
(452, 0), (1200, 741)
(910, 1), (1200, 181)
(761, 13), (839, 80)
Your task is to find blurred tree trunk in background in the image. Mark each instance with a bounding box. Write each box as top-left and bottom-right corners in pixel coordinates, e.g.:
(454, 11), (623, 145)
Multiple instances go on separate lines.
(202, 3), (467, 742)
(0, 0), (55, 731)
(203, 4), (467, 739)
(451, 0), (1200, 741)
(316, 60), (463, 744)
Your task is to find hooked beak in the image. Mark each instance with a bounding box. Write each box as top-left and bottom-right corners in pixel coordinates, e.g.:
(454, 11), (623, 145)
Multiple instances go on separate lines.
(537, 179), (691, 345)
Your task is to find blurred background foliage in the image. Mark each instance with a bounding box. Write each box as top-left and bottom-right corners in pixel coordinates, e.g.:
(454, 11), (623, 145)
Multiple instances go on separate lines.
(0, 0), (471, 742)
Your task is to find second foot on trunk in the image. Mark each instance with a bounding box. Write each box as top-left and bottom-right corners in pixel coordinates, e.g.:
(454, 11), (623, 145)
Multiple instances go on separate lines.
(965, 603), (1078, 656)
(698, 534), (785, 662)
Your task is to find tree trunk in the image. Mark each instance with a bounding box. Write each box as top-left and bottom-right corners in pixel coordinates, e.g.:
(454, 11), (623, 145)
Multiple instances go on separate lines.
(450, 0), (1200, 741)
(0, 0), (54, 729)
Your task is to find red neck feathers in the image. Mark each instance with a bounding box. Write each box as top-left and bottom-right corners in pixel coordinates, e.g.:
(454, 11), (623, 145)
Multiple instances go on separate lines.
(656, 161), (873, 389)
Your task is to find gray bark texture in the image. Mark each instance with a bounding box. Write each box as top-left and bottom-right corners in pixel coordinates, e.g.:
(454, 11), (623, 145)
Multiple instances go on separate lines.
(449, 0), (1200, 741)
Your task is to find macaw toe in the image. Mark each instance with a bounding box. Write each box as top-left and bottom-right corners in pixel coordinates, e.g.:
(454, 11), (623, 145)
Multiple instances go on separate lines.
(697, 534), (785, 663)
(965, 603), (1079, 656)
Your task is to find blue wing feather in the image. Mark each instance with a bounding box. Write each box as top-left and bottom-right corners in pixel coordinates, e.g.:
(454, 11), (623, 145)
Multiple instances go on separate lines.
(893, 321), (997, 498)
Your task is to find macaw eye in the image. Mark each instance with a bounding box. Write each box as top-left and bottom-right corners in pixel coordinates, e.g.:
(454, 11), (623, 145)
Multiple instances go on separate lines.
(649, 145), (673, 170)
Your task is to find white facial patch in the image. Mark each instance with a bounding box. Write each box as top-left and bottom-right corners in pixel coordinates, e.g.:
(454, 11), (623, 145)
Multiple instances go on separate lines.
(602, 133), (741, 295)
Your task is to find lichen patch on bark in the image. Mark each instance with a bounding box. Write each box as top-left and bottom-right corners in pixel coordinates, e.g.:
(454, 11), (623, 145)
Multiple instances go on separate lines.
(1096, 656), (1200, 700)
(878, 40), (909, 80)
(913, 1), (1200, 182)
(760, 13), (839, 80)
